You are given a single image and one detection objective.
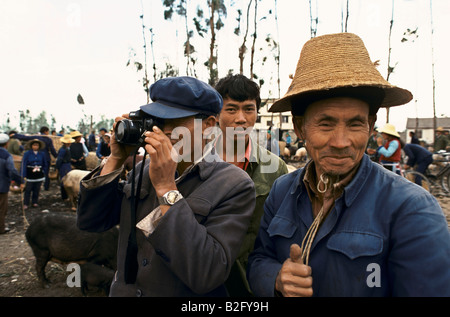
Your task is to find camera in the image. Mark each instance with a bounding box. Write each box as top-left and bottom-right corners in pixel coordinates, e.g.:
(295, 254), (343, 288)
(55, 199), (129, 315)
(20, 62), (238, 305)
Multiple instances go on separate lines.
(114, 109), (163, 146)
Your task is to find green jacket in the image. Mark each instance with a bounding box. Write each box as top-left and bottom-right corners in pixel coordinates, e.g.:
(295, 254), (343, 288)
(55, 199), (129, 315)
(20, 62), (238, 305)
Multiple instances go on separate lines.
(434, 134), (448, 152)
(225, 137), (289, 296)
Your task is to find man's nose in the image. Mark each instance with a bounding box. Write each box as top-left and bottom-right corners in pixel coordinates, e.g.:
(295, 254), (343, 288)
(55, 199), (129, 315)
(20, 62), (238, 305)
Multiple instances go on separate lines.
(235, 110), (247, 123)
(329, 126), (352, 148)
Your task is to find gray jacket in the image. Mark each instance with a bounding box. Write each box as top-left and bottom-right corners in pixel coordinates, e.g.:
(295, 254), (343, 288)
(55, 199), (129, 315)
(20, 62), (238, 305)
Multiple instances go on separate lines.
(77, 152), (255, 297)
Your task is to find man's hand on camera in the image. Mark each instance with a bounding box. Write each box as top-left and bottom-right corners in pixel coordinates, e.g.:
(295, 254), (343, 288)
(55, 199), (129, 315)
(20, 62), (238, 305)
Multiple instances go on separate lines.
(100, 114), (136, 175)
(144, 126), (178, 211)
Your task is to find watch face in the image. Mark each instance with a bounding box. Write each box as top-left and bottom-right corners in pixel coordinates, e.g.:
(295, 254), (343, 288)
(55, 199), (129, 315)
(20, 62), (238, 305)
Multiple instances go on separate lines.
(167, 191), (178, 204)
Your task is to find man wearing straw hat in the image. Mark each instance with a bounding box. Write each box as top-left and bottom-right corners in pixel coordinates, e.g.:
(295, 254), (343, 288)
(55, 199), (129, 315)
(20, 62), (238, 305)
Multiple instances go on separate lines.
(247, 33), (450, 297)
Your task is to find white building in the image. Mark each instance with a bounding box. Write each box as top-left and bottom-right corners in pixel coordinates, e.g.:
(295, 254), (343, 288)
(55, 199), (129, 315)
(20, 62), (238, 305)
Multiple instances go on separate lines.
(405, 117), (450, 145)
(255, 98), (295, 142)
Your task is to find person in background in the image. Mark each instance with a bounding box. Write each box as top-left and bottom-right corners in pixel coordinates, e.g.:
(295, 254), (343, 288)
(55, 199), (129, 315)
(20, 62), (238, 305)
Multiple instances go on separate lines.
(70, 131), (88, 170)
(11, 126), (57, 190)
(7, 131), (23, 156)
(88, 129), (97, 151)
(403, 143), (433, 186)
(247, 32), (450, 297)
(214, 73), (288, 296)
(376, 123), (402, 174)
(285, 132), (292, 148)
(55, 135), (74, 202)
(409, 131), (420, 144)
(0, 133), (24, 234)
(21, 139), (47, 209)
(266, 127), (280, 156)
(365, 125), (380, 162)
(434, 127), (449, 152)
(96, 133), (111, 160)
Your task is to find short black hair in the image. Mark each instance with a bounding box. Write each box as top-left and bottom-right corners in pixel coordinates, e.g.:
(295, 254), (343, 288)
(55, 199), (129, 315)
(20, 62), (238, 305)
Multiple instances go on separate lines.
(214, 74), (261, 111)
(39, 126), (49, 134)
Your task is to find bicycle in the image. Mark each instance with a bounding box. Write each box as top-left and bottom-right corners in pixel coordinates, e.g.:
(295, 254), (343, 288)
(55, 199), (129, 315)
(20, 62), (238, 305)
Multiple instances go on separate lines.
(382, 162), (433, 193)
(425, 152), (450, 195)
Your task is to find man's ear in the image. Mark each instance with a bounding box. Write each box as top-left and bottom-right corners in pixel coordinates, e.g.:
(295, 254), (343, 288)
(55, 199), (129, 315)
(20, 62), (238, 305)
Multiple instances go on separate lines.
(204, 115), (218, 129)
(368, 115), (377, 131)
(293, 116), (305, 140)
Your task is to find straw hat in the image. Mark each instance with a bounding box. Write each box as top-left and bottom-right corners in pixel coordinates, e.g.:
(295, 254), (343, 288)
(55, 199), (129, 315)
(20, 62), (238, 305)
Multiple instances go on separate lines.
(60, 134), (75, 144)
(70, 130), (83, 138)
(25, 138), (45, 150)
(270, 33), (413, 113)
(378, 123), (400, 138)
(436, 127), (448, 132)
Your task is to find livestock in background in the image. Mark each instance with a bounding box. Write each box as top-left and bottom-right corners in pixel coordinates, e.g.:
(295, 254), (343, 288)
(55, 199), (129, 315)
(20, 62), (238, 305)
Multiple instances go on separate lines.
(294, 147), (308, 162)
(25, 213), (118, 290)
(80, 262), (115, 296)
(61, 169), (90, 211)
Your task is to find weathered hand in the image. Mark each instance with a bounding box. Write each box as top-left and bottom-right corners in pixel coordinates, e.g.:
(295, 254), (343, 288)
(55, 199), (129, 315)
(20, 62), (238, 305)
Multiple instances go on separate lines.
(275, 244), (313, 297)
(144, 126), (178, 198)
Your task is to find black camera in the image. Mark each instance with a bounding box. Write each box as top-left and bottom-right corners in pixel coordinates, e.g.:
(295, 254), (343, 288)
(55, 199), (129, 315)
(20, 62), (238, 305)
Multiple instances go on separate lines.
(114, 109), (163, 146)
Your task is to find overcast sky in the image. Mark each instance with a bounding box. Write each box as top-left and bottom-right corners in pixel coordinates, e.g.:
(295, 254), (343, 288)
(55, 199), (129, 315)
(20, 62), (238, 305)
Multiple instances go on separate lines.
(1, 0), (449, 132)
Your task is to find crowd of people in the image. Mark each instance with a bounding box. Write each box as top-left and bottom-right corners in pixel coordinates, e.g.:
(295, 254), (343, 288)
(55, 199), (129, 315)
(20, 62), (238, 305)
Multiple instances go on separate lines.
(0, 127), (112, 233)
(365, 121), (449, 185)
(1, 32), (449, 297)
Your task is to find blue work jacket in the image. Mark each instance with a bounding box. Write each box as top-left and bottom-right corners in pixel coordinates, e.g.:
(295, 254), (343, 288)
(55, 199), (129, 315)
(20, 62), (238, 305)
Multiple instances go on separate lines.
(247, 154), (450, 296)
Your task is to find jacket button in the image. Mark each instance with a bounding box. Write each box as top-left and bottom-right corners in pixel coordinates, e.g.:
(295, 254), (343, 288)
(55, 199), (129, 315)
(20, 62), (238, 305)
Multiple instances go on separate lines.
(142, 258), (148, 266)
(136, 289), (143, 297)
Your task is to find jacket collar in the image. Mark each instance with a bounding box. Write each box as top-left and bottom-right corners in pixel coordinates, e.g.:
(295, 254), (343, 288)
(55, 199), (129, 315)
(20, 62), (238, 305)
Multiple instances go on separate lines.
(181, 140), (223, 181)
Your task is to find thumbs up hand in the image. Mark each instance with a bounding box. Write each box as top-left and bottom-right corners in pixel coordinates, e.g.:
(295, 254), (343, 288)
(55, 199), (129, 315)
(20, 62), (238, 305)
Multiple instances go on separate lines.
(275, 244), (313, 297)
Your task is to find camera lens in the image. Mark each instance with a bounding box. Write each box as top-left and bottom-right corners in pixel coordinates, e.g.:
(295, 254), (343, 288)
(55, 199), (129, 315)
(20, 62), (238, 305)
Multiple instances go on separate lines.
(115, 119), (142, 145)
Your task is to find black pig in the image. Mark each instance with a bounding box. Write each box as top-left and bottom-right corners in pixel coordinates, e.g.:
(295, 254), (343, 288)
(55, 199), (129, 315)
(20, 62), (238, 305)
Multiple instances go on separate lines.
(80, 262), (115, 296)
(25, 213), (118, 288)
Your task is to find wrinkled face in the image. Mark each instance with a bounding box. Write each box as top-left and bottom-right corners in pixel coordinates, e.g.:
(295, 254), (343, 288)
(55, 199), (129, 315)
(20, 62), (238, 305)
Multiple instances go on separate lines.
(218, 97), (258, 144)
(294, 97), (376, 178)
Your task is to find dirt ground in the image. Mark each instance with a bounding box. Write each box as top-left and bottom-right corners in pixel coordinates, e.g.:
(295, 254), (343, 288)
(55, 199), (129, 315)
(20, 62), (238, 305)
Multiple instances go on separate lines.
(1, 173), (449, 297)
(0, 180), (106, 297)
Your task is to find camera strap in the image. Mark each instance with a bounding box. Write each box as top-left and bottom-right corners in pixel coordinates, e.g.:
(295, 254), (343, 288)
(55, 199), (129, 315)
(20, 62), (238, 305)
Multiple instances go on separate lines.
(124, 145), (147, 284)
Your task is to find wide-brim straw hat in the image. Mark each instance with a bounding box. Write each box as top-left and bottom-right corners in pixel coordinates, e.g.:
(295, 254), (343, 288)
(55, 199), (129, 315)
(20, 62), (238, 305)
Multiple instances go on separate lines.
(60, 134), (75, 144)
(25, 138), (45, 150)
(270, 33), (413, 113)
(378, 123), (400, 138)
(70, 130), (83, 138)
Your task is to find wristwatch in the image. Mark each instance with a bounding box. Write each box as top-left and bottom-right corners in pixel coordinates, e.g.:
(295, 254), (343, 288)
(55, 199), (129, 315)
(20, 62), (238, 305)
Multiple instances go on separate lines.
(158, 190), (183, 206)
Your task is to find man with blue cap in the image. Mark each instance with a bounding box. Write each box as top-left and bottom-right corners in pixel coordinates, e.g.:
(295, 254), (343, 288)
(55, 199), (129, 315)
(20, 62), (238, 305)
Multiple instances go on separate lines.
(77, 76), (255, 297)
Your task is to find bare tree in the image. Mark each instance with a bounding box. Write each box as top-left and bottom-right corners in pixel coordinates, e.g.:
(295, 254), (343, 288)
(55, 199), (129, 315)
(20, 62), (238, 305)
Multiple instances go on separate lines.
(385, 0), (396, 123)
(309, 0), (318, 38)
(249, 0), (258, 79)
(430, 0), (437, 144)
(238, 0), (253, 74)
(162, 0), (197, 77)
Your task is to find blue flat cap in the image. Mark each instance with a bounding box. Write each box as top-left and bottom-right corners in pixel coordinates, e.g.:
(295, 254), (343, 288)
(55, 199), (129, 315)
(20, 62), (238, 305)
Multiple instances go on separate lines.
(140, 76), (223, 119)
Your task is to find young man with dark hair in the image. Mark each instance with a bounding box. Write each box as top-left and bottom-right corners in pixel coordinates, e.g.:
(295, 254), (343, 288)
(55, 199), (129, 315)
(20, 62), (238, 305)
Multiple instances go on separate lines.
(215, 74), (288, 296)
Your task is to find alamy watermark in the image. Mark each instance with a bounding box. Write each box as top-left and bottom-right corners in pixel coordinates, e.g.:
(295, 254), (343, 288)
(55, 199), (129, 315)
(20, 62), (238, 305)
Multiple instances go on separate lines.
(66, 263), (81, 288)
(166, 119), (281, 173)
(366, 263), (381, 288)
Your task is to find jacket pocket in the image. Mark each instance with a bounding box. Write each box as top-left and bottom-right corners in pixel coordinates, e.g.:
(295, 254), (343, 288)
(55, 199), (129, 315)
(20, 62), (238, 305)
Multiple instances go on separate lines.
(327, 231), (383, 260)
(267, 216), (297, 239)
(185, 196), (212, 224)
